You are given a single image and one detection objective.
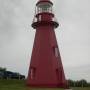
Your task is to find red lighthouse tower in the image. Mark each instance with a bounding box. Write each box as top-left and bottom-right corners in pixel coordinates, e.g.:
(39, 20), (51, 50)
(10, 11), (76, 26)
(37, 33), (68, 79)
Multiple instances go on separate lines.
(27, 0), (67, 88)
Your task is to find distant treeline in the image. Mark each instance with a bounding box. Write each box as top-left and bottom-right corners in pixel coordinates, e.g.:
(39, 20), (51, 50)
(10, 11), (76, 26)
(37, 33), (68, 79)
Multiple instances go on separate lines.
(0, 67), (25, 80)
(68, 79), (90, 87)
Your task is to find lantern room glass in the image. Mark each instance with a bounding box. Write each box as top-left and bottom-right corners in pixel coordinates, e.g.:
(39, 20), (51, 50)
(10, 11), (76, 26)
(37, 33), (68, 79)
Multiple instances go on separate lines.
(36, 2), (53, 14)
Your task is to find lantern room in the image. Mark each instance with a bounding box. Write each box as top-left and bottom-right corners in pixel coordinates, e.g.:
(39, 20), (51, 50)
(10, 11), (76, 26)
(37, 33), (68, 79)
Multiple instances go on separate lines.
(36, 0), (53, 14)
(32, 0), (59, 29)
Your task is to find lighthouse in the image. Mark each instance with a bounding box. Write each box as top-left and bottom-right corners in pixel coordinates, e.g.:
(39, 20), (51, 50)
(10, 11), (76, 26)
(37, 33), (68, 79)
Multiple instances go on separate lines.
(27, 0), (68, 88)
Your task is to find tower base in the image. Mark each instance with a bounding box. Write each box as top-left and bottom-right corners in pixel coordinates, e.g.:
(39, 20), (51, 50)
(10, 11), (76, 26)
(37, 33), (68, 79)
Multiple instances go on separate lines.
(27, 83), (68, 88)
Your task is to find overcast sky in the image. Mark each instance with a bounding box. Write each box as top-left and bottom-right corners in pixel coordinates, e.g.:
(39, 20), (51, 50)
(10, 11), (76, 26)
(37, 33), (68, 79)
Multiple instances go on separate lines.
(0, 0), (90, 81)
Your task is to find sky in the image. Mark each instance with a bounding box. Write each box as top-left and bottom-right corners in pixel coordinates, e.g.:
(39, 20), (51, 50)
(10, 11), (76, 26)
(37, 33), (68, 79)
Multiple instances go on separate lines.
(0, 0), (90, 81)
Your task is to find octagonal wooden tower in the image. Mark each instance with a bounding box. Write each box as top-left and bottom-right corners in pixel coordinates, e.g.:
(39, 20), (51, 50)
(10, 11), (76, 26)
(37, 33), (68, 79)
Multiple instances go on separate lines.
(27, 0), (68, 88)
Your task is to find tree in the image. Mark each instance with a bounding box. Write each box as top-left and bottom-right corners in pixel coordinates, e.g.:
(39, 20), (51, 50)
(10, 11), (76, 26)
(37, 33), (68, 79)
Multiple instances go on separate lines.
(79, 79), (88, 87)
(0, 67), (6, 72)
(68, 79), (89, 87)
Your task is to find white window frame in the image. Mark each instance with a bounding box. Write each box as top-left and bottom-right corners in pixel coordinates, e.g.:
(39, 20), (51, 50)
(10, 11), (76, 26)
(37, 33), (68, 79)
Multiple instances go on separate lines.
(55, 47), (59, 57)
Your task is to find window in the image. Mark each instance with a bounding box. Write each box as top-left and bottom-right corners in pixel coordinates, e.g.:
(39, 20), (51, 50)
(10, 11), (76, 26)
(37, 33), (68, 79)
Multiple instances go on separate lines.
(55, 47), (59, 57)
(53, 47), (59, 57)
(41, 5), (49, 12)
(56, 69), (59, 80)
(30, 68), (36, 80)
(37, 2), (53, 13)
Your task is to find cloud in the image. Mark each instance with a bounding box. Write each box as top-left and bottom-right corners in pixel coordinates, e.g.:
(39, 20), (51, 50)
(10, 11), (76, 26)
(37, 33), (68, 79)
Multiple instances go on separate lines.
(0, 0), (35, 75)
(55, 0), (90, 66)
(65, 64), (90, 81)
(0, 0), (22, 33)
(0, 0), (22, 47)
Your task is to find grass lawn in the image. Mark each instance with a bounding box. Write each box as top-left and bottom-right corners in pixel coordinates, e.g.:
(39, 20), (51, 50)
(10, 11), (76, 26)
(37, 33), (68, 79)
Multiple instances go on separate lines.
(0, 79), (90, 90)
(72, 87), (90, 90)
(0, 79), (26, 90)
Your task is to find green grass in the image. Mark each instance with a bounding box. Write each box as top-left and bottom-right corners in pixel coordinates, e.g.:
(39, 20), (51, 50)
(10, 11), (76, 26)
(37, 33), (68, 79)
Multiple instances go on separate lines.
(72, 87), (90, 90)
(0, 79), (26, 90)
(0, 79), (90, 90)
